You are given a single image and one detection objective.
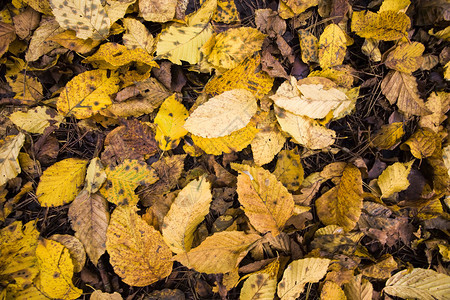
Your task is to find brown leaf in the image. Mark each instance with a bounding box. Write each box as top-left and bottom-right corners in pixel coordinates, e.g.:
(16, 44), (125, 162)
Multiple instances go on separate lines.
(13, 7), (40, 39)
(261, 50), (289, 79)
(0, 22), (16, 58)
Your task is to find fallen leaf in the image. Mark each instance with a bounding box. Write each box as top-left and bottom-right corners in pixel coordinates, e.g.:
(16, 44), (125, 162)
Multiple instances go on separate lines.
(22, 0), (53, 14)
(122, 17), (155, 53)
(320, 281), (346, 300)
(282, 0), (319, 15)
(377, 161), (413, 199)
(48, 234), (86, 273)
(7, 73), (44, 105)
(0, 133), (25, 186)
(379, 0), (410, 12)
(12, 7), (40, 40)
(25, 17), (64, 62)
(212, 0), (240, 23)
(360, 255), (397, 280)
(50, 30), (101, 54)
(401, 127), (440, 159)
(419, 91), (450, 132)
(9, 106), (64, 134)
(105, 0), (135, 24)
(385, 42), (425, 73)
(298, 29), (319, 63)
(273, 149), (304, 191)
(343, 274), (373, 300)
(369, 122), (404, 150)
(308, 65), (355, 89)
(318, 23), (347, 68)
(361, 38), (382, 62)
(36, 158), (88, 207)
(91, 290), (123, 300)
(139, 0), (177, 23)
(351, 10), (410, 41)
(261, 50), (289, 79)
(106, 205), (173, 287)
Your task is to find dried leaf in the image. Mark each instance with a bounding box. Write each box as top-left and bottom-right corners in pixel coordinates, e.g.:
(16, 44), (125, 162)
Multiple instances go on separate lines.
(385, 42), (425, 74)
(57, 69), (120, 119)
(91, 290), (123, 300)
(162, 175), (212, 253)
(84, 158), (107, 194)
(9, 106), (64, 134)
(106, 205), (173, 287)
(361, 38), (381, 62)
(139, 0), (177, 22)
(309, 66), (355, 89)
(0, 133), (25, 186)
(369, 122), (404, 150)
(351, 10), (410, 41)
(7, 73), (44, 104)
(318, 24), (347, 68)
(25, 17), (64, 62)
(122, 17), (155, 53)
(105, 0), (135, 24)
(184, 89), (257, 138)
(343, 274), (373, 300)
(173, 231), (260, 274)
(360, 255), (397, 280)
(419, 91), (450, 132)
(379, 0), (410, 12)
(50, 30), (101, 54)
(315, 164), (363, 231)
(320, 281), (346, 300)
(232, 163), (295, 236)
(378, 161), (413, 198)
(401, 128), (439, 159)
(69, 190), (109, 265)
(283, 0), (319, 15)
(48, 234), (86, 273)
(22, 0), (53, 14)
(298, 29), (319, 63)
(240, 272), (277, 300)
(212, 0), (240, 23)
(273, 149), (304, 191)
(36, 158), (88, 207)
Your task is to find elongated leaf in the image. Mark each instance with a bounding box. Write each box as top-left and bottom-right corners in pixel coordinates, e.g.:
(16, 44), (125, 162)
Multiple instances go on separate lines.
(240, 273), (277, 300)
(351, 10), (410, 41)
(378, 161), (413, 198)
(162, 175), (212, 253)
(0, 133), (25, 186)
(319, 24), (347, 68)
(343, 274), (373, 300)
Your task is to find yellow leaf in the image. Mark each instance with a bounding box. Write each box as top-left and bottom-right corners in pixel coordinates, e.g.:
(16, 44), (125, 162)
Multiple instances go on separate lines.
(251, 110), (286, 166)
(384, 268), (450, 300)
(122, 18), (155, 53)
(173, 231), (260, 274)
(271, 77), (348, 119)
(9, 106), (64, 134)
(320, 281), (346, 300)
(385, 42), (425, 73)
(35, 239), (82, 299)
(370, 122), (404, 150)
(378, 161), (413, 198)
(319, 24), (347, 69)
(0, 133), (25, 186)
(104, 0), (135, 25)
(212, 0), (240, 23)
(204, 53), (274, 99)
(22, 0), (52, 15)
(25, 17), (64, 62)
(36, 158), (87, 207)
(156, 23), (213, 65)
(332, 86), (359, 120)
(203, 27), (265, 71)
(139, 0), (177, 22)
(273, 149), (304, 191)
(379, 0), (410, 12)
(48, 234), (86, 273)
(184, 89), (257, 138)
(186, 0), (217, 26)
(83, 43), (158, 69)
(277, 258), (331, 300)
(275, 106), (336, 149)
(49, 0), (110, 40)
(100, 159), (158, 206)
(429, 26), (450, 41)
(57, 69), (120, 119)
(50, 30), (101, 54)
(0, 221), (39, 291)
(401, 128), (439, 159)
(351, 10), (410, 41)
(84, 157), (107, 194)
(282, 0), (319, 15)
(343, 275), (373, 300)
(298, 29), (319, 64)
(419, 91), (450, 132)
(162, 175), (212, 253)
(7, 73), (43, 104)
(315, 164), (363, 231)
(232, 163), (295, 236)
(309, 66), (355, 89)
(381, 70), (430, 116)
(91, 290), (123, 300)
(106, 205), (172, 286)
(361, 255), (398, 280)
(240, 273), (277, 300)
(69, 190), (109, 265)
(155, 94), (189, 151)
(445, 61), (450, 80)
(361, 38), (382, 62)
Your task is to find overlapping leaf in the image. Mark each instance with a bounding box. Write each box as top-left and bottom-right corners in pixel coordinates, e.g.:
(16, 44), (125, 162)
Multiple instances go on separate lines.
(0, 133), (25, 186)
(9, 106), (64, 134)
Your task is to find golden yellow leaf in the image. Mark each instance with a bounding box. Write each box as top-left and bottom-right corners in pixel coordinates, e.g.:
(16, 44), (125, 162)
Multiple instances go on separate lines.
(319, 24), (347, 69)
(83, 43), (158, 69)
(9, 106), (64, 134)
(23, 0), (52, 15)
(275, 106), (336, 149)
(384, 268), (450, 300)
(49, 0), (110, 40)
(277, 258), (331, 300)
(162, 175), (212, 253)
(298, 29), (319, 64)
(332, 86), (359, 120)
(240, 272), (277, 300)
(271, 77), (348, 119)
(186, 0), (217, 26)
(351, 10), (410, 41)
(361, 38), (382, 62)
(273, 149), (304, 191)
(343, 275), (373, 300)
(91, 290), (123, 300)
(203, 27), (265, 71)
(50, 30), (101, 54)
(156, 23), (213, 65)
(370, 122), (404, 150)
(7, 73), (43, 104)
(85, 157), (107, 194)
(139, 0), (177, 22)
(100, 159), (158, 206)
(320, 281), (346, 300)
(155, 94), (189, 151)
(173, 231), (260, 274)
(69, 190), (109, 265)
(0, 221), (39, 291)
(184, 89), (257, 138)
(283, 0), (318, 15)
(106, 205), (172, 286)
(445, 61), (450, 80)
(401, 128), (439, 159)
(35, 239), (82, 299)
(385, 42), (425, 73)
(379, 0), (410, 12)
(122, 18), (155, 53)
(378, 161), (413, 198)
(419, 92), (450, 132)
(57, 69), (120, 119)
(0, 133), (25, 186)
(309, 66), (355, 89)
(212, 0), (240, 23)
(251, 111), (286, 166)
(361, 255), (397, 280)
(204, 53), (274, 99)
(25, 17), (64, 62)
(381, 70), (430, 116)
(104, 0), (135, 24)
(48, 234), (86, 273)
(232, 163), (295, 236)
(36, 158), (87, 207)
(315, 164), (363, 231)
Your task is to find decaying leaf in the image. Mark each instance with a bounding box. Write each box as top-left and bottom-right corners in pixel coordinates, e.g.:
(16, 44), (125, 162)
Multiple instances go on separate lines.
(378, 161), (413, 198)
(106, 205), (173, 287)
(7, 73), (44, 104)
(370, 122), (404, 150)
(139, 0), (177, 23)
(273, 148), (304, 191)
(173, 231), (260, 274)
(122, 17), (155, 53)
(9, 106), (64, 134)
(401, 128), (440, 159)
(50, 29), (101, 54)
(0, 133), (25, 187)
(48, 234), (86, 273)
(351, 10), (410, 41)
(320, 281), (346, 300)
(36, 158), (87, 207)
(0, 22), (16, 58)
(343, 274), (373, 300)
(419, 91), (450, 132)
(385, 42), (425, 73)
(360, 255), (397, 280)
(212, 0), (240, 23)
(240, 261), (279, 300)
(232, 163), (295, 236)
(298, 29), (319, 64)
(162, 175), (212, 253)
(25, 17), (64, 62)
(85, 157), (107, 194)
(319, 23), (347, 68)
